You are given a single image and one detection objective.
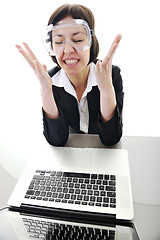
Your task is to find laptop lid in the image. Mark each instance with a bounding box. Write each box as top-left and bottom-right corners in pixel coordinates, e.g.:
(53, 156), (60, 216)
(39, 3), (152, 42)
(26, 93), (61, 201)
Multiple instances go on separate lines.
(8, 147), (134, 221)
(0, 209), (140, 240)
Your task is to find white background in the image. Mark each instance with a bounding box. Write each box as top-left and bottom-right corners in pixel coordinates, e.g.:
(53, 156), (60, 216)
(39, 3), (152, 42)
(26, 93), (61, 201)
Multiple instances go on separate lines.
(0, 0), (160, 174)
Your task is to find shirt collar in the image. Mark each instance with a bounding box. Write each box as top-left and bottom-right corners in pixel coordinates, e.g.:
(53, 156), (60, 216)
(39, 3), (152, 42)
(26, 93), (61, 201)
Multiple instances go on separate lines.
(51, 62), (97, 100)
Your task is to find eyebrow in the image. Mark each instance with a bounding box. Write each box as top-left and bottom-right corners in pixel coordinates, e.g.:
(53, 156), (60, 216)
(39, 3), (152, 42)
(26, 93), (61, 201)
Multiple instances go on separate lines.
(73, 31), (85, 36)
(53, 31), (85, 38)
(53, 34), (63, 38)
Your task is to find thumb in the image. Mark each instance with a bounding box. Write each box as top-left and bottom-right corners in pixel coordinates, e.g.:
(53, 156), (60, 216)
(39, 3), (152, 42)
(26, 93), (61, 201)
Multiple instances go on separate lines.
(96, 60), (103, 74)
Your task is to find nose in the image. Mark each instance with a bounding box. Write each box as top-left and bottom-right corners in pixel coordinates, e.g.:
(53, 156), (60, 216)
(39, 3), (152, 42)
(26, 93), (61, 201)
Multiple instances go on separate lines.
(63, 40), (75, 54)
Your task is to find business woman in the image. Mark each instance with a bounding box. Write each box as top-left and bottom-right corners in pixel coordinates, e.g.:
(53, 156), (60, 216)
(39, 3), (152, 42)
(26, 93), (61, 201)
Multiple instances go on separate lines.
(16, 4), (124, 146)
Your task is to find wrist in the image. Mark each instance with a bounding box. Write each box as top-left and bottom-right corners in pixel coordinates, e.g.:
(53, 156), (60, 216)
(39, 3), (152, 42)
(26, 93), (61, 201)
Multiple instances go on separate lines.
(40, 86), (52, 96)
(99, 84), (115, 98)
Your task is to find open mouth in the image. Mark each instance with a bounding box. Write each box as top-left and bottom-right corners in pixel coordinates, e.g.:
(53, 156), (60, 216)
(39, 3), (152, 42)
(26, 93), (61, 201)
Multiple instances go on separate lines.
(64, 59), (80, 65)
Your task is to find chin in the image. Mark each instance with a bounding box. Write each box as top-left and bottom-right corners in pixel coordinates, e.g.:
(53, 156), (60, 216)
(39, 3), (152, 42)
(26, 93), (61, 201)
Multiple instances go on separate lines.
(61, 62), (83, 75)
(65, 69), (80, 76)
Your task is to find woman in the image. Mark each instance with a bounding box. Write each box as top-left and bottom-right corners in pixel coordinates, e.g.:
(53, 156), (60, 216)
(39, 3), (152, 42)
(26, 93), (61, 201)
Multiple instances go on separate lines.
(16, 4), (124, 146)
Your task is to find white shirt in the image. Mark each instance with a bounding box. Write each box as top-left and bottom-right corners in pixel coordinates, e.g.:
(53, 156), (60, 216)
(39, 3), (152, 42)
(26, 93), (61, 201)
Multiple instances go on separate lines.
(51, 62), (97, 133)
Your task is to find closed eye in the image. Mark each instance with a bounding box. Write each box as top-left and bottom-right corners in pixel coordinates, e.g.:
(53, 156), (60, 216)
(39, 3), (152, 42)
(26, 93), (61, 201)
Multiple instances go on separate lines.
(74, 39), (83, 43)
(55, 41), (63, 45)
(73, 39), (85, 44)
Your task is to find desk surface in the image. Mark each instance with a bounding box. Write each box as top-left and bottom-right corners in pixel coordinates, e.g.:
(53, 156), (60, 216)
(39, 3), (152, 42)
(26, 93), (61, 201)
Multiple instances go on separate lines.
(0, 134), (160, 240)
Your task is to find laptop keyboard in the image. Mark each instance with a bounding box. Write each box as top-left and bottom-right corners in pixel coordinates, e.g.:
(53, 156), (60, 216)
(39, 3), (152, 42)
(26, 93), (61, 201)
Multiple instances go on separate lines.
(25, 170), (116, 208)
(23, 216), (116, 239)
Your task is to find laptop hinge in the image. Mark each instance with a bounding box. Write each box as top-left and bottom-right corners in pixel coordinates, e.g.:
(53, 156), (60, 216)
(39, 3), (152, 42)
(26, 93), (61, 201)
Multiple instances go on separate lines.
(18, 204), (116, 225)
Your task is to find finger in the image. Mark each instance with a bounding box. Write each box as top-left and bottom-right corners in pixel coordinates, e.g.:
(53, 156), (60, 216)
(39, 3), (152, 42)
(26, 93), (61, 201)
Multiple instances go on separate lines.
(102, 43), (118, 68)
(108, 58), (113, 76)
(112, 34), (122, 45)
(34, 60), (51, 84)
(42, 64), (47, 72)
(34, 60), (47, 78)
(16, 44), (35, 68)
(102, 34), (122, 67)
(96, 58), (112, 78)
(23, 42), (38, 61)
(95, 60), (103, 74)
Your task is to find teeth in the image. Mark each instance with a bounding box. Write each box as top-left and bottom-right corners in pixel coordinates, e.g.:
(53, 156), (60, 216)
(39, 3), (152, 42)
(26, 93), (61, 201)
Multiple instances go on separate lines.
(65, 59), (78, 64)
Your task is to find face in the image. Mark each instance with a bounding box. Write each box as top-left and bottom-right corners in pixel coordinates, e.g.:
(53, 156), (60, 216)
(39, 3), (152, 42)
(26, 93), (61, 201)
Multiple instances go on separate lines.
(53, 16), (91, 78)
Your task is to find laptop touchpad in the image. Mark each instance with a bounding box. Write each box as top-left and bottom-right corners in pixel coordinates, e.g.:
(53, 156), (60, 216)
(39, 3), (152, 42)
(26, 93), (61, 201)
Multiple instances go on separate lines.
(61, 148), (91, 171)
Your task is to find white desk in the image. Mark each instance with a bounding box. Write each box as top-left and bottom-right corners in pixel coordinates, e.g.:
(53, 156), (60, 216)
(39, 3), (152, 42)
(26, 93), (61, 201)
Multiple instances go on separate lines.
(0, 134), (160, 239)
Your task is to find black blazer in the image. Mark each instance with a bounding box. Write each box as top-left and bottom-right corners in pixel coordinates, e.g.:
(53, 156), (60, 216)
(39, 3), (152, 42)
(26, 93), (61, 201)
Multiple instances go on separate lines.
(43, 63), (124, 146)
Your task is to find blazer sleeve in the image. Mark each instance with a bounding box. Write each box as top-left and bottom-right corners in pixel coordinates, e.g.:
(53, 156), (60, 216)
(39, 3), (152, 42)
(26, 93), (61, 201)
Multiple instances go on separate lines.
(42, 109), (69, 146)
(42, 66), (69, 146)
(98, 65), (124, 146)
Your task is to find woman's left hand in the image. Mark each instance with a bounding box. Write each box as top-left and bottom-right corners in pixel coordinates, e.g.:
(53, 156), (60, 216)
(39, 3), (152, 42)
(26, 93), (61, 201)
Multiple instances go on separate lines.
(95, 34), (122, 91)
(96, 34), (122, 121)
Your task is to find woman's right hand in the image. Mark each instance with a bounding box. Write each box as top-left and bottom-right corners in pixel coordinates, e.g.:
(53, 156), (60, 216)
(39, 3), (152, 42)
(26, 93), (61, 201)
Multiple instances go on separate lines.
(16, 43), (52, 93)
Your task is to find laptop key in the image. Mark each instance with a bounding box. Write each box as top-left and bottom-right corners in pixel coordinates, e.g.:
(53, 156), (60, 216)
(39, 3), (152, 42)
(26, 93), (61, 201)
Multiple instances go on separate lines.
(103, 197), (109, 203)
(110, 198), (116, 203)
(64, 172), (90, 178)
(31, 196), (36, 200)
(94, 191), (99, 196)
(104, 175), (109, 180)
(26, 190), (35, 195)
(71, 195), (76, 200)
(91, 174), (97, 179)
(33, 175), (44, 180)
(110, 204), (116, 208)
(64, 194), (70, 199)
(100, 191), (106, 196)
(68, 200), (74, 204)
(103, 203), (109, 207)
(25, 195), (30, 199)
(106, 186), (116, 191)
(110, 175), (116, 180)
(84, 196), (89, 201)
(90, 196), (96, 202)
(98, 174), (103, 179)
(89, 202), (94, 206)
(81, 189), (87, 195)
(42, 198), (48, 201)
(49, 198), (54, 202)
(52, 193), (58, 198)
(109, 180), (116, 186)
(96, 203), (101, 207)
(107, 192), (116, 197)
(97, 197), (102, 202)
(93, 185), (98, 190)
(77, 195), (83, 200)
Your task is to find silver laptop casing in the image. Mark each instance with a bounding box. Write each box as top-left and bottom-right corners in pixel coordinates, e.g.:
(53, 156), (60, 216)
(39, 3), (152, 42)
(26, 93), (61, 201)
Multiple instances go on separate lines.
(8, 147), (134, 220)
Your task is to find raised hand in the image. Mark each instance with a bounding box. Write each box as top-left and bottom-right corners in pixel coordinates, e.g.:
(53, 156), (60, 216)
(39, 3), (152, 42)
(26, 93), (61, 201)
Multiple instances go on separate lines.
(16, 43), (59, 118)
(15, 43), (52, 93)
(95, 34), (122, 91)
(95, 34), (122, 121)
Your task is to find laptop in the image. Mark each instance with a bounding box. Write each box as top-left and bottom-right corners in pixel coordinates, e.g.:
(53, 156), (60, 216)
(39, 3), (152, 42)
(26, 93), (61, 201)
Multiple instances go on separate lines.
(8, 147), (134, 223)
(0, 209), (140, 240)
